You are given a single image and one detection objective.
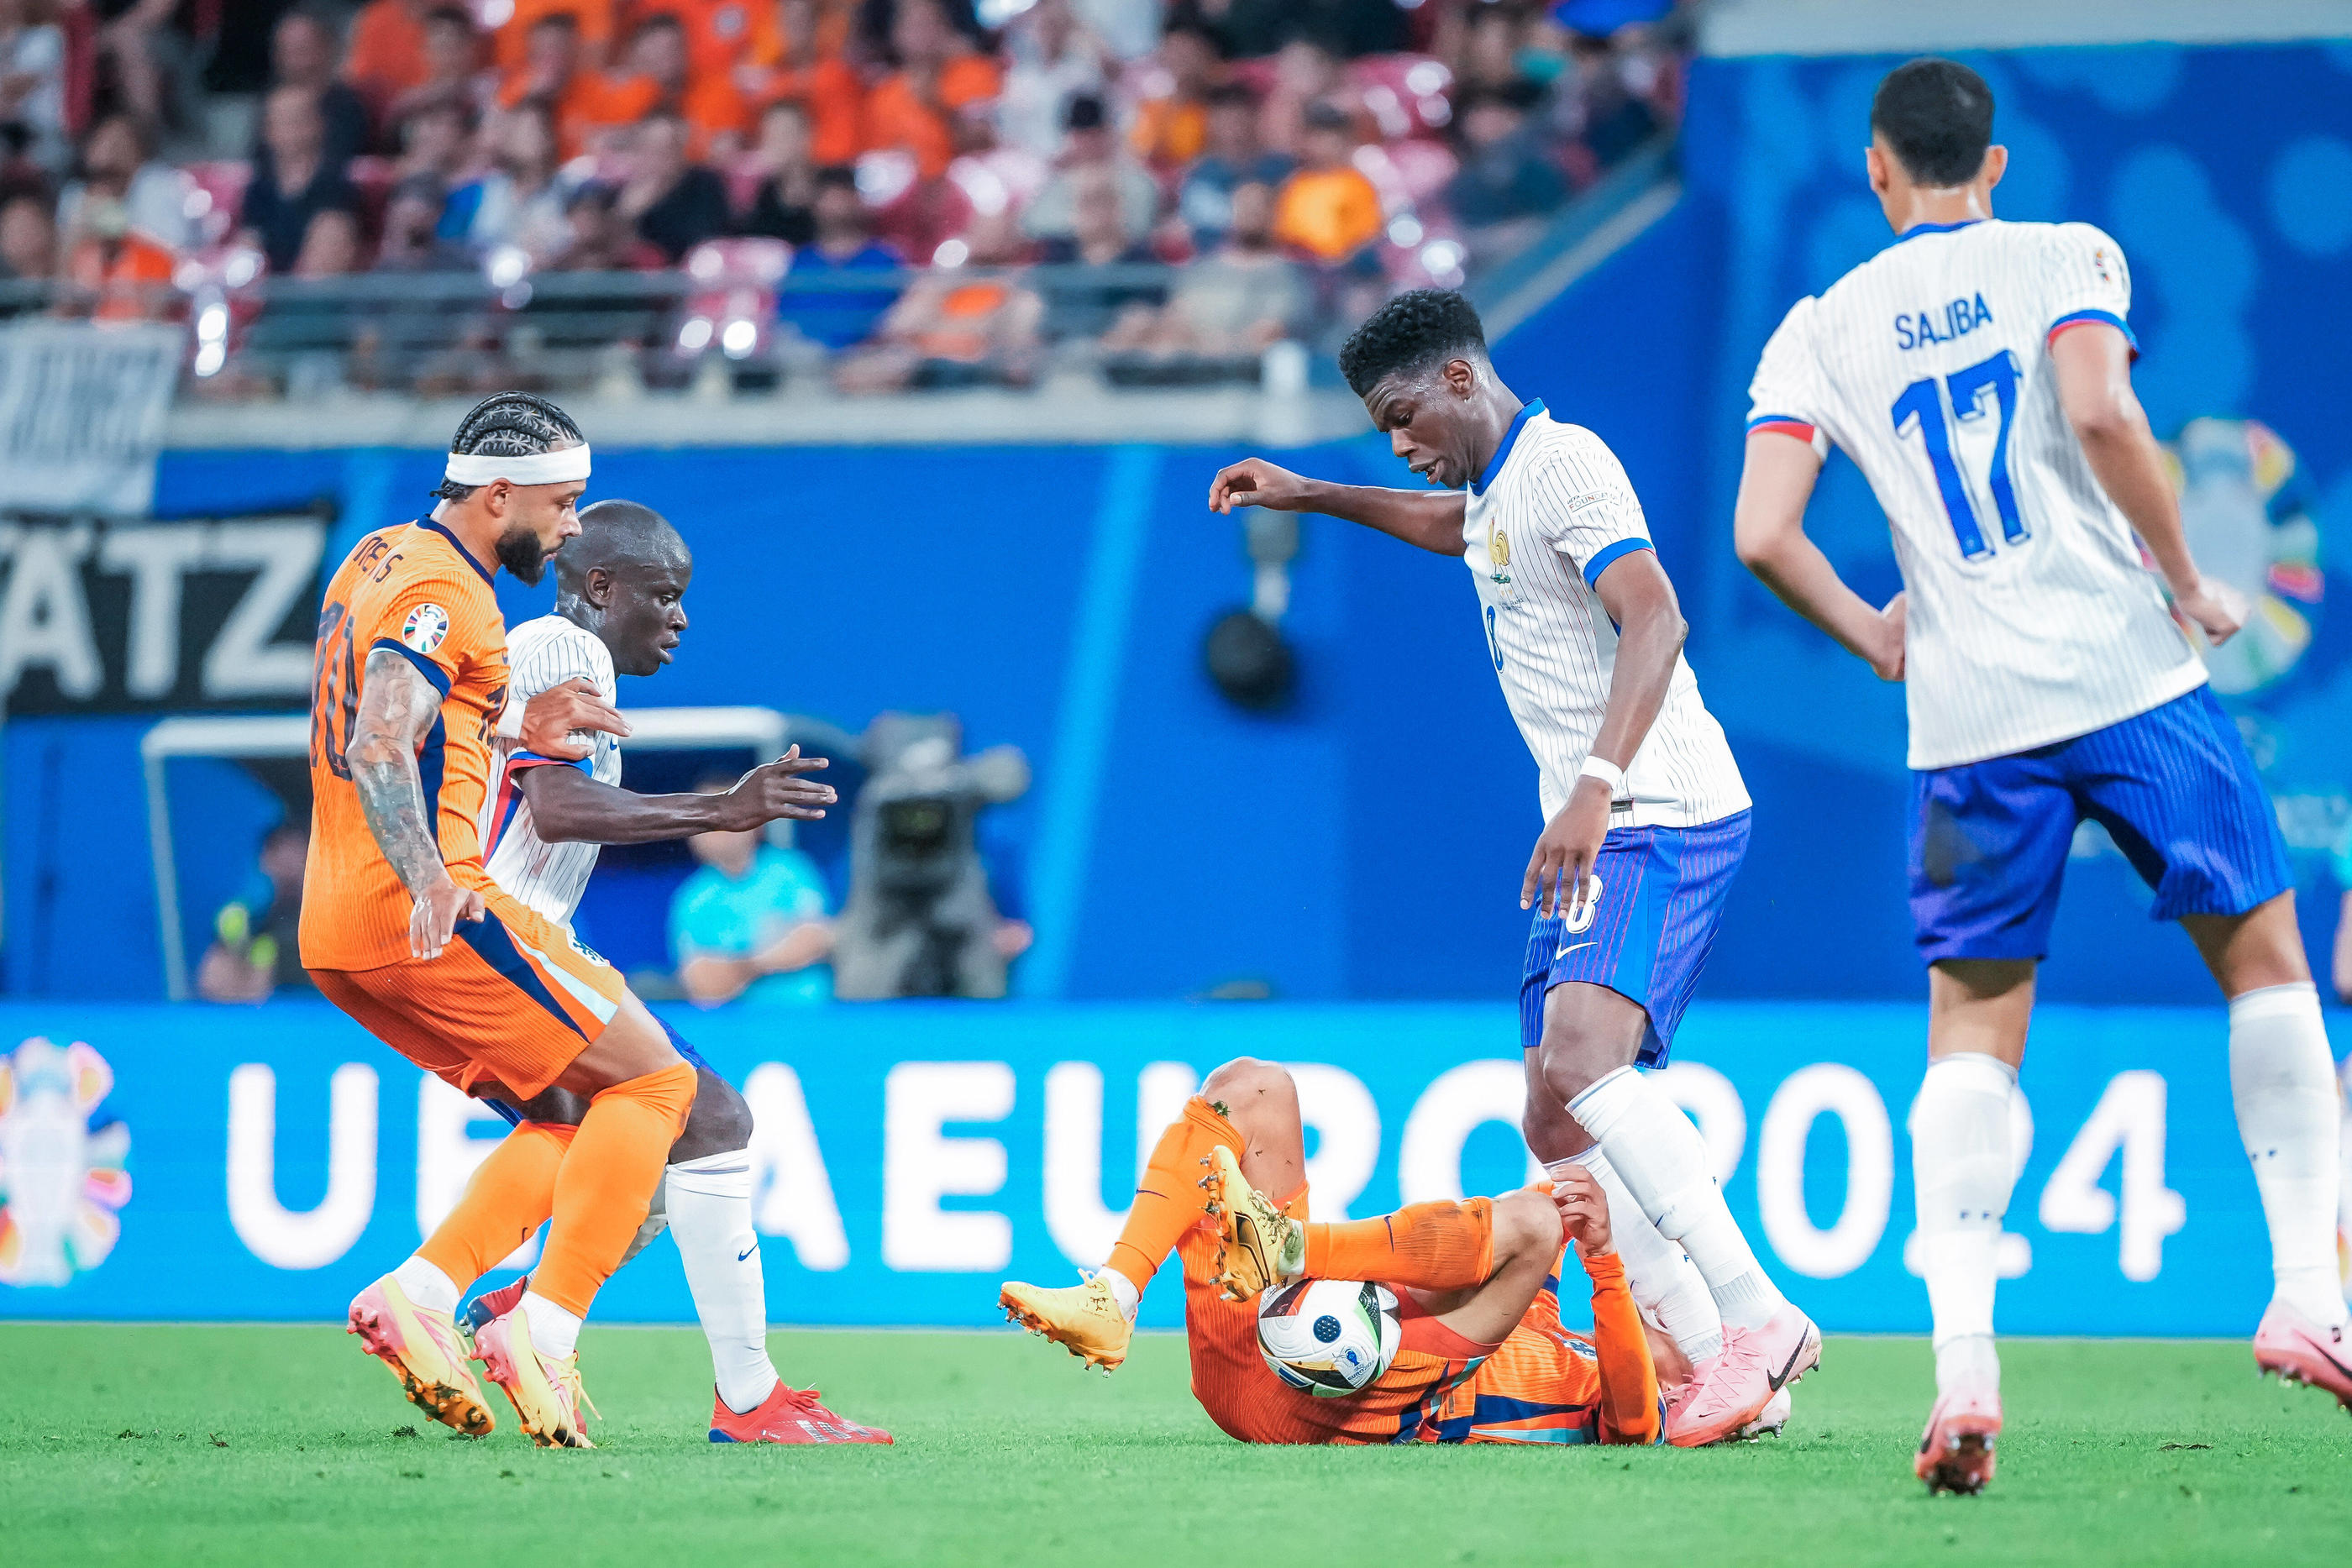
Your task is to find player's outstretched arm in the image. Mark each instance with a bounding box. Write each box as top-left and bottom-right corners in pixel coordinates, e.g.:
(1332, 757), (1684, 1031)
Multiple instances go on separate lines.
(1733, 431), (1907, 679)
(1208, 456), (1467, 556)
(2050, 323), (2244, 647)
(521, 747), (837, 845)
(1554, 1167), (1662, 1446)
(349, 648), (482, 960)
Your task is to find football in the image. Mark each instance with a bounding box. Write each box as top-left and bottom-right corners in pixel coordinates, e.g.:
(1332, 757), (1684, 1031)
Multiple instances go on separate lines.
(1255, 1278), (1401, 1397)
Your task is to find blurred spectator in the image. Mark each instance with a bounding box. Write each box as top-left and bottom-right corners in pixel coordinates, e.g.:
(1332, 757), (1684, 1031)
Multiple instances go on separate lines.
(1073, 0), (1158, 61)
(1038, 164), (1163, 340)
(778, 163), (900, 348)
(197, 824), (313, 1004)
(672, 777), (835, 1006)
(606, 11), (751, 159)
(737, 97), (816, 244)
(1209, 0), (1404, 60)
(391, 98), (472, 192)
(1110, 178), (1303, 370)
(0, 0), (65, 174)
(835, 207), (1040, 392)
(382, 5), (489, 128)
(0, 188), (53, 311)
(266, 9), (372, 165)
(996, 0), (1106, 161)
(1562, 28), (1660, 170)
(346, 0), (432, 113)
(241, 87), (362, 273)
(57, 113), (195, 254)
(93, 0), (209, 148)
(1021, 93), (1155, 244)
(491, 0), (617, 77)
(1258, 37), (1341, 159)
(501, 11), (642, 160)
(442, 101), (569, 260)
(743, 0), (863, 167)
(1455, 2), (1526, 94)
(1128, 17), (1217, 170)
(655, 0), (779, 88)
(1272, 101), (1378, 263)
(1446, 85), (1567, 230)
(862, 0), (1000, 181)
(61, 196), (176, 320)
(1176, 81), (1289, 244)
(293, 205), (364, 276)
(618, 109), (730, 265)
(549, 176), (659, 270)
(376, 174), (469, 270)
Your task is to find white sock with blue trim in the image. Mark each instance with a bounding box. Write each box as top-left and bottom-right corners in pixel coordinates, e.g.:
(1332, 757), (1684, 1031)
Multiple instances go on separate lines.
(667, 1149), (783, 1414)
(1570, 1066), (1788, 1332)
(2229, 983), (2349, 1327)
(1912, 1051), (2015, 1396)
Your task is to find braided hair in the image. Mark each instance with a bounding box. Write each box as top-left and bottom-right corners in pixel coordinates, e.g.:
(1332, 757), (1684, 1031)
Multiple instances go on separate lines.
(433, 391), (586, 502)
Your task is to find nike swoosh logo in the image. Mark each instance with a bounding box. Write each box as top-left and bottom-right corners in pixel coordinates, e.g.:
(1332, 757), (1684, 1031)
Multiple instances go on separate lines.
(1555, 941), (1596, 960)
(1766, 1336), (1810, 1393)
(738, 1246), (758, 1261)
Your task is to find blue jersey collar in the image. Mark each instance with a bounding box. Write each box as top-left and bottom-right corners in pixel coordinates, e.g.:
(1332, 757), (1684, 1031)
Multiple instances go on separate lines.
(1472, 399), (1546, 496)
(417, 517), (496, 585)
(1890, 218), (1984, 248)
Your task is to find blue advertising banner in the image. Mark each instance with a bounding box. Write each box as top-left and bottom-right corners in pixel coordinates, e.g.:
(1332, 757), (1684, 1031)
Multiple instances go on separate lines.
(0, 999), (2333, 1337)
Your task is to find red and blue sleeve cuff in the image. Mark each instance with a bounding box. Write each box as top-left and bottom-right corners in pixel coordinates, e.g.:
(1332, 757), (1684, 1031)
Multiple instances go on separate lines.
(2047, 309), (2138, 357)
(1746, 414), (1819, 443)
(509, 749), (594, 774)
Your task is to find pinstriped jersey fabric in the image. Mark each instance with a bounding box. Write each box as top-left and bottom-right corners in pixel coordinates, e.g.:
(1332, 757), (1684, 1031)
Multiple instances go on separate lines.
(301, 520), (511, 972)
(481, 615), (623, 929)
(1746, 218), (2206, 770)
(1462, 406), (1750, 827)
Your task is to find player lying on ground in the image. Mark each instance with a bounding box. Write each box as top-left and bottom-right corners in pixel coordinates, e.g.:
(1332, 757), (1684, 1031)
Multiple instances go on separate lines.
(308, 392), (709, 1448)
(454, 497), (888, 1445)
(1001, 1057), (1663, 1445)
(1205, 288), (1811, 1445)
(1731, 59), (2352, 1493)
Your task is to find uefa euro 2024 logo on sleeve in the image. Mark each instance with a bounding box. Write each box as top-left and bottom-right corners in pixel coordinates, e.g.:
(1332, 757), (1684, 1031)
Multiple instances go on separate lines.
(0, 1036), (131, 1287)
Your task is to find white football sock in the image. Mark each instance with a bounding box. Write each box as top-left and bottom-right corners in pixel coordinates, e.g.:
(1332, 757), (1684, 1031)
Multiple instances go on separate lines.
(518, 1290), (582, 1359)
(2229, 983), (2349, 1326)
(1910, 1052), (2017, 1392)
(1095, 1266), (1141, 1324)
(1552, 1149), (1724, 1364)
(1569, 1067), (1788, 1332)
(392, 1256), (459, 1317)
(666, 1149), (782, 1415)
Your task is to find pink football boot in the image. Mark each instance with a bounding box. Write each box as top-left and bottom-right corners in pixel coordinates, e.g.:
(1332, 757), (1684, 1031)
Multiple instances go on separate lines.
(2252, 1300), (2352, 1412)
(1915, 1381), (2002, 1495)
(1667, 1303), (1820, 1447)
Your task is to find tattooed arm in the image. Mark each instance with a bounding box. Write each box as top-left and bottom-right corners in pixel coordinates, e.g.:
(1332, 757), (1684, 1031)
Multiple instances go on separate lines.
(349, 647), (484, 959)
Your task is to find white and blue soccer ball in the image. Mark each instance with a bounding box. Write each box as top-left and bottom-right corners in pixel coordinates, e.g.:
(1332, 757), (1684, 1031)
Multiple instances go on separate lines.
(1255, 1278), (1400, 1397)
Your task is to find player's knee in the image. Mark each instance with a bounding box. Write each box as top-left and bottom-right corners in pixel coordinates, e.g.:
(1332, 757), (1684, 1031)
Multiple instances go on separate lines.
(1520, 1092), (1583, 1167)
(1201, 1056), (1294, 1109)
(1491, 1189), (1564, 1265)
(670, 1067), (753, 1161)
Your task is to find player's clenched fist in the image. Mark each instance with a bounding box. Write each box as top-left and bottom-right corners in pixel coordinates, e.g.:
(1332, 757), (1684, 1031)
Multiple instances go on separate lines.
(1209, 458), (1320, 514)
(1549, 1166), (1614, 1256)
(721, 745), (837, 827)
(411, 877), (486, 960)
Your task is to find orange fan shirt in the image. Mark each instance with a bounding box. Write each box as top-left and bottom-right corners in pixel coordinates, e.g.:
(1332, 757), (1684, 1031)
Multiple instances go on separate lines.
(344, 0), (432, 108)
(862, 54), (1000, 180)
(754, 55), (865, 165)
(634, 0), (778, 79)
(302, 521), (512, 973)
(1273, 165), (1383, 262)
(493, 0), (620, 73)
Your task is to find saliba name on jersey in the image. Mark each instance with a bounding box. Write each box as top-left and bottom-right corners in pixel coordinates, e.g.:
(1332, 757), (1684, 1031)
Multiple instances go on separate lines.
(1894, 293), (1995, 351)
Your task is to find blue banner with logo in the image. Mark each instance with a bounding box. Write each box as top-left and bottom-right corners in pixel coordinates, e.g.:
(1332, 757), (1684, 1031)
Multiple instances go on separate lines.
(0, 1000), (2335, 1335)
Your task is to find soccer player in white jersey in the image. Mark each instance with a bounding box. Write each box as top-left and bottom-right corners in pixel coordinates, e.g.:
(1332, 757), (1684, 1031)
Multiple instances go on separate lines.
(1207, 289), (1817, 1446)
(459, 499), (890, 1446)
(1733, 59), (2352, 1494)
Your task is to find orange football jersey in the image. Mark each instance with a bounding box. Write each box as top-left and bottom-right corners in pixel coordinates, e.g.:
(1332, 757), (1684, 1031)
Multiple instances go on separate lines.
(302, 521), (511, 973)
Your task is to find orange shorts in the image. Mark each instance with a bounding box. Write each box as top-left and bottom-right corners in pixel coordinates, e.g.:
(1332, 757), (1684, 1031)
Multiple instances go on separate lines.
(311, 889), (627, 1101)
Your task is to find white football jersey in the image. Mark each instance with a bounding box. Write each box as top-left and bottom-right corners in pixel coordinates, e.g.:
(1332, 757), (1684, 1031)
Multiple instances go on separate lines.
(481, 615), (623, 926)
(1747, 218), (2204, 770)
(1463, 403), (1750, 827)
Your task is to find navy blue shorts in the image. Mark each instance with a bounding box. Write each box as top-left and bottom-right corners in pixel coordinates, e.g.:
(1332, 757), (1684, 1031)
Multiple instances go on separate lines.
(1517, 810), (1750, 1067)
(1908, 686), (2291, 965)
(483, 1019), (712, 1127)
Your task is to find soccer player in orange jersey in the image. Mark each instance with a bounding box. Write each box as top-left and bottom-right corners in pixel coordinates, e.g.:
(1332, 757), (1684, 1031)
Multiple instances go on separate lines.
(307, 392), (700, 1448)
(1002, 1058), (1664, 1447)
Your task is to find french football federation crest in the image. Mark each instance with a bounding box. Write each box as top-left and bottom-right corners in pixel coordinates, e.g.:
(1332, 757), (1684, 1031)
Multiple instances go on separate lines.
(0, 1036), (131, 1287)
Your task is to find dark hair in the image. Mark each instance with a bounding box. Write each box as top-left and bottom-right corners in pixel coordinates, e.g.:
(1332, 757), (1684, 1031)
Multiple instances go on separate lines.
(423, 4), (474, 29)
(1338, 288), (1488, 397)
(633, 10), (685, 36)
(433, 392), (585, 502)
(528, 10), (579, 31)
(1065, 93), (1107, 132)
(1871, 58), (1994, 187)
(813, 163), (859, 193)
(1205, 81), (1257, 112)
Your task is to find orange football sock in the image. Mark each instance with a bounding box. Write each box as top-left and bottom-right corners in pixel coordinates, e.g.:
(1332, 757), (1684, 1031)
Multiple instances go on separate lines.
(1304, 1198), (1496, 1290)
(531, 1061), (697, 1318)
(1105, 1096), (1244, 1293)
(416, 1120), (575, 1290)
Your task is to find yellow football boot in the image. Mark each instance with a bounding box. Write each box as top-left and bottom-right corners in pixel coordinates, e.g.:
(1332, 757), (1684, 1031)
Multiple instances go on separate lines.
(347, 1275), (496, 1436)
(1201, 1144), (1304, 1303)
(475, 1303), (599, 1448)
(999, 1275), (1131, 1372)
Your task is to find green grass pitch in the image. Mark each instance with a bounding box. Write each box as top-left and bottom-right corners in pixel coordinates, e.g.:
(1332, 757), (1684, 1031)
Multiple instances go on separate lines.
(2, 1324), (2344, 1566)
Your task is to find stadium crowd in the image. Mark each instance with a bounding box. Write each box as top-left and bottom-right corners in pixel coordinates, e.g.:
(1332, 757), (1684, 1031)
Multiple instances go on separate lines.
(0, 0), (1687, 393)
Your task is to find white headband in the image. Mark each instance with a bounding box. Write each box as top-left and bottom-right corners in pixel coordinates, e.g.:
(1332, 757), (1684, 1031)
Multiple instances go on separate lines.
(444, 443), (591, 486)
